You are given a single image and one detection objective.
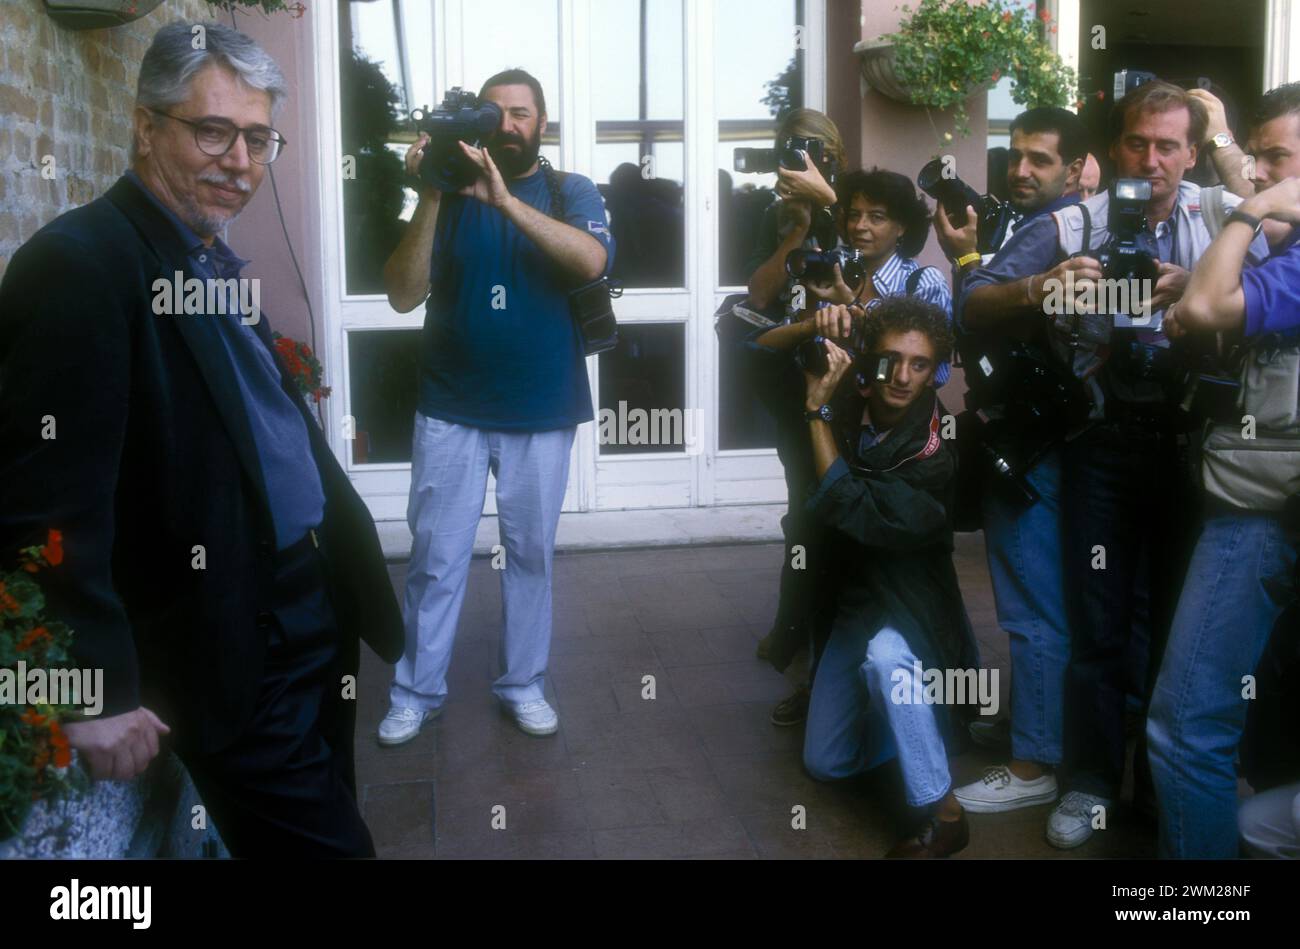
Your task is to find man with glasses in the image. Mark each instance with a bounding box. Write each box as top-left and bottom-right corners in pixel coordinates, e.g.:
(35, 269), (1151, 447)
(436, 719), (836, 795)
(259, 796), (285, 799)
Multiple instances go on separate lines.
(0, 22), (403, 856)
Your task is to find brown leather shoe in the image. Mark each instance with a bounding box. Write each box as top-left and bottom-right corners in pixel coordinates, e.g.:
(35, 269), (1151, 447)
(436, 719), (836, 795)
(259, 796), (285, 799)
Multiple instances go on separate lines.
(885, 811), (970, 859)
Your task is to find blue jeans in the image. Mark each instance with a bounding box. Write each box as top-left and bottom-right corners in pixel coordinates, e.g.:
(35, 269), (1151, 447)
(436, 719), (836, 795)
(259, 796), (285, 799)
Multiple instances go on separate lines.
(981, 447), (1069, 765)
(803, 619), (952, 807)
(391, 414), (575, 712)
(1147, 512), (1299, 858)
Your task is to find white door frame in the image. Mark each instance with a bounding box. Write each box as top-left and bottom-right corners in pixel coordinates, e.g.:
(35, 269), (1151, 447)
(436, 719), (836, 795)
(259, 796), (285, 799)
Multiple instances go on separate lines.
(313, 0), (826, 520)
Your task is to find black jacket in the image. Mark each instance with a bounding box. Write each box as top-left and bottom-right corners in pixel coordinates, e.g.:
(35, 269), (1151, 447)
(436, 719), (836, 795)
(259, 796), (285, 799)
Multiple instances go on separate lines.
(0, 176), (403, 753)
(808, 386), (977, 678)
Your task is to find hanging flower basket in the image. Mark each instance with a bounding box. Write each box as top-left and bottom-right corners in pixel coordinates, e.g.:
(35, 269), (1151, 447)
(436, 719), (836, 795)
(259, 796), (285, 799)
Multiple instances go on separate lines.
(854, 0), (1078, 144)
(854, 38), (995, 105)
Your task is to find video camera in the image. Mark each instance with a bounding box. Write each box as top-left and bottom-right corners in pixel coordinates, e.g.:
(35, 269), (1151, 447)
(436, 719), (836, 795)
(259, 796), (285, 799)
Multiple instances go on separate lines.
(734, 137), (837, 180)
(785, 246), (867, 298)
(410, 88), (503, 192)
(917, 157), (1015, 255)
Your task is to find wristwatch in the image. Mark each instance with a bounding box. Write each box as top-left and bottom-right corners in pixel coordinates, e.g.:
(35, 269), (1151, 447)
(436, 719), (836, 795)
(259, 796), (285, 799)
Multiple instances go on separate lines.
(1226, 209), (1264, 238)
(1208, 132), (1235, 151)
(804, 404), (834, 424)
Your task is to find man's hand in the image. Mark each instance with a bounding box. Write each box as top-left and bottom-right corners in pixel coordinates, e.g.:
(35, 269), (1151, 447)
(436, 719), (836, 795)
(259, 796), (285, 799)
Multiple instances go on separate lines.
(64, 707), (170, 781)
(1244, 177), (1300, 224)
(804, 339), (854, 409)
(1188, 88), (1232, 145)
(776, 153), (836, 207)
(1147, 261), (1192, 313)
(1036, 256), (1104, 311)
(813, 303), (863, 341)
(404, 133), (440, 202)
(456, 141), (513, 210)
(933, 204), (979, 261)
(808, 263), (860, 305)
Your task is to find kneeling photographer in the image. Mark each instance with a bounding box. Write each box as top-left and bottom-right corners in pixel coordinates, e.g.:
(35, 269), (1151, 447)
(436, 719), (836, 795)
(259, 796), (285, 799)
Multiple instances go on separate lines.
(962, 80), (1271, 850)
(798, 297), (978, 859)
(378, 70), (615, 744)
(741, 166), (951, 728)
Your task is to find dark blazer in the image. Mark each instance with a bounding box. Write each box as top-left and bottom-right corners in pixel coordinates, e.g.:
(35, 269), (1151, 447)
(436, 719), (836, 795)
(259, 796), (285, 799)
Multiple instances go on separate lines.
(0, 175), (403, 753)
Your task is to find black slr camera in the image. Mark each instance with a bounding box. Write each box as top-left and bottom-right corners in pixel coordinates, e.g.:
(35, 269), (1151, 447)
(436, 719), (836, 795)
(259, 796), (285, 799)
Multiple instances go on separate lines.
(793, 312), (893, 390)
(410, 88), (503, 192)
(785, 246), (867, 297)
(917, 157), (1015, 255)
(1097, 178), (1161, 285)
(734, 137), (836, 179)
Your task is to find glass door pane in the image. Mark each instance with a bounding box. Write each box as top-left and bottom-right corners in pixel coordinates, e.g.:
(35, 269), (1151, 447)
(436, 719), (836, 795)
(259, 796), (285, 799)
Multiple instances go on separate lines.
(591, 0), (686, 289)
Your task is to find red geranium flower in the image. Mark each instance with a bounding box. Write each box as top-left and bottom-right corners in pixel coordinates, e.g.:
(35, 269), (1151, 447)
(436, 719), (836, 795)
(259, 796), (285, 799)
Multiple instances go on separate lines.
(16, 626), (50, 652)
(42, 529), (63, 566)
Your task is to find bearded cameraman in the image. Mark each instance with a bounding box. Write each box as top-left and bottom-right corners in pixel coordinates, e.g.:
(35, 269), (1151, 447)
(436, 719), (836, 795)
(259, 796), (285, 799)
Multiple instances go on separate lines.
(378, 69), (615, 745)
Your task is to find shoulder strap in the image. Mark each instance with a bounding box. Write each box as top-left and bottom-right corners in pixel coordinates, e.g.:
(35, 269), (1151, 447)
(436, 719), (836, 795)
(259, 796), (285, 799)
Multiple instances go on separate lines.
(539, 156), (568, 221)
(905, 265), (931, 297)
(1201, 184), (1228, 239)
(1078, 202), (1092, 255)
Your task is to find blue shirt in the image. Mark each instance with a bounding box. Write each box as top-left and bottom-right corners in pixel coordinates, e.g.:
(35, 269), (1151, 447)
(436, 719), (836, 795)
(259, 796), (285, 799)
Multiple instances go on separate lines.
(1243, 226), (1300, 338)
(420, 168), (616, 432)
(125, 172), (325, 550)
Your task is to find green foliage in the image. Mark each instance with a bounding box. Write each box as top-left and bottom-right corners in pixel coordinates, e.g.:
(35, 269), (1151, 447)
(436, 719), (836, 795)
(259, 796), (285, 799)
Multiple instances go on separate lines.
(884, 0), (1078, 142)
(1, 533), (87, 843)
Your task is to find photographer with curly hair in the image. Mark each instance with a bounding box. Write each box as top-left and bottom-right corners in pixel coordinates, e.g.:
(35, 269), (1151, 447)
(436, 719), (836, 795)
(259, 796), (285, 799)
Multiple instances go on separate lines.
(799, 296), (978, 858)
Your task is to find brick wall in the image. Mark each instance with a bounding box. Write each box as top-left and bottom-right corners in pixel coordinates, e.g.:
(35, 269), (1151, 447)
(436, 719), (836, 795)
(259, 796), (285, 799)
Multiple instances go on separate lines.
(0, 0), (214, 279)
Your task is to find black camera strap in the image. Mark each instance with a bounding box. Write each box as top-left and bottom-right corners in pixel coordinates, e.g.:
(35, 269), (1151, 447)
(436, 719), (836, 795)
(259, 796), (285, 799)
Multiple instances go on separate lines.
(536, 156), (621, 356)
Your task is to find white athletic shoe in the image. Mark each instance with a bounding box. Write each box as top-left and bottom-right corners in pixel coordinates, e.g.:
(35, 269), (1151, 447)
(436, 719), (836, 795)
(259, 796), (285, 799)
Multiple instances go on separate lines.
(507, 699), (559, 736)
(377, 705), (439, 746)
(1046, 791), (1112, 849)
(953, 765), (1058, 813)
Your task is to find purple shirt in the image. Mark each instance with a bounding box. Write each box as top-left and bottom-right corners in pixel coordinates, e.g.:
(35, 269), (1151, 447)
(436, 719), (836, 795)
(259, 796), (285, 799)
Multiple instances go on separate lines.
(1242, 226), (1300, 338)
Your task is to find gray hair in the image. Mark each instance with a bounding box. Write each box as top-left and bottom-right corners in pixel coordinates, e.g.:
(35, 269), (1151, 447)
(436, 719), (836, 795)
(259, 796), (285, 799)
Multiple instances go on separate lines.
(132, 22), (288, 161)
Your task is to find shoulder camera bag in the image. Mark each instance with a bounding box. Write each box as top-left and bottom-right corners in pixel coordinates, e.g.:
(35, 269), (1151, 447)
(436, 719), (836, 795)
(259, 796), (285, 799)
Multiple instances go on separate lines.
(540, 157), (621, 356)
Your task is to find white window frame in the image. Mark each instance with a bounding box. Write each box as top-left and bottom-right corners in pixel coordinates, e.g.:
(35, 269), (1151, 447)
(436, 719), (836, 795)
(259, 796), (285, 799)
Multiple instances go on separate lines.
(313, 0), (826, 519)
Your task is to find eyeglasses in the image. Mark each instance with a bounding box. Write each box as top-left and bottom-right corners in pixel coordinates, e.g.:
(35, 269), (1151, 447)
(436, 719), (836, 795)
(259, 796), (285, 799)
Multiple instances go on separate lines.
(150, 109), (287, 164)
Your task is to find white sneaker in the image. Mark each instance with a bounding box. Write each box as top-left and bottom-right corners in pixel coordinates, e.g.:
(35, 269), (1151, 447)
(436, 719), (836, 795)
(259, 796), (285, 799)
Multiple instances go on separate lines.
(507, 699), (559, 736)
(1046, 791), (1112, 849)
(954, 765), (1058, 813)
(377, 706), (439, 746)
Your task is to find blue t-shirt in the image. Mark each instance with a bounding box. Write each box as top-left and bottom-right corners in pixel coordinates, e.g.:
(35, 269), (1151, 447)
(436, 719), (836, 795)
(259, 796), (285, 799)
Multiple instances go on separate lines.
(419, 168), (616, 432)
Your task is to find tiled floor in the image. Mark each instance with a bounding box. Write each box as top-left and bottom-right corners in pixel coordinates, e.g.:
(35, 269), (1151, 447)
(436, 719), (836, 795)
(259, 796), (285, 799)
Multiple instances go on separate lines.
(355, 535), (1156, 859)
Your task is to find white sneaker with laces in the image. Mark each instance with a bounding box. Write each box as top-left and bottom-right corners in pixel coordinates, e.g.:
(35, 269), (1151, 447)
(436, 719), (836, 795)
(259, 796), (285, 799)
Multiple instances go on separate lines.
(1046, 790), (1112, 849)
(508, 699), (559, 736)
(954, 765), (1058, 813)
(377, 705), (439, 746)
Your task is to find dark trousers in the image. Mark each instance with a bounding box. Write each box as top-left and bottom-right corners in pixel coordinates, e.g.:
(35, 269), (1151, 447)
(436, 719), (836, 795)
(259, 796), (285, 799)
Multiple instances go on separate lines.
(1060, 420), (1199, 800)
(180, 531), (374, 858)
(766, 508), (837, 676)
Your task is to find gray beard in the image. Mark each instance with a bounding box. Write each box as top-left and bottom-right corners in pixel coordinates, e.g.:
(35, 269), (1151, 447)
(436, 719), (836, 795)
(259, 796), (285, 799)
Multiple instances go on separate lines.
(177, 193), (241, 240)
